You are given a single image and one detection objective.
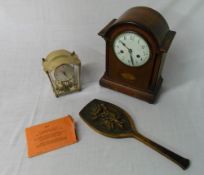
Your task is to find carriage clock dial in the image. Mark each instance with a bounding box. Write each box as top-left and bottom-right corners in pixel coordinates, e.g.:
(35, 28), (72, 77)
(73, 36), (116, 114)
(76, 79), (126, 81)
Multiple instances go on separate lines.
(54, 64), (74, 81)
(113, 32), (150, 67)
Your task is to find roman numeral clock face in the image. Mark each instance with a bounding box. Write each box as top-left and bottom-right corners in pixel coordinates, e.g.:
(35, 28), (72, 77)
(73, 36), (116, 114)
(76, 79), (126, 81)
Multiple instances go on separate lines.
(113, 32), (150, 67)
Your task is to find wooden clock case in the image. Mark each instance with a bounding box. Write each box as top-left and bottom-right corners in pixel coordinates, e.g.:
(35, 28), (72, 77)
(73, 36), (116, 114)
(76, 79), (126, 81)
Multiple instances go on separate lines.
(98, 7), (176, 103)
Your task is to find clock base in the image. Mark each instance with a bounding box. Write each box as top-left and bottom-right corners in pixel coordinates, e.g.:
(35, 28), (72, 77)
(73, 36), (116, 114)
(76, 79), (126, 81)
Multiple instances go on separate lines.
(100, 75), (163, 103)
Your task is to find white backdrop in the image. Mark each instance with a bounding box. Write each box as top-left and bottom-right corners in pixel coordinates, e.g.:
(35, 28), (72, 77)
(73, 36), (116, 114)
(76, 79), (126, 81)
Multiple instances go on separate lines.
(0, 0), (204, 175)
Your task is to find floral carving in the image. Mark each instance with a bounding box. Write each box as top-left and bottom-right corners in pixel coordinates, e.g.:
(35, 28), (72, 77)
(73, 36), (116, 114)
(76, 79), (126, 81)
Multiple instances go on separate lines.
(91, 103), (125, 130)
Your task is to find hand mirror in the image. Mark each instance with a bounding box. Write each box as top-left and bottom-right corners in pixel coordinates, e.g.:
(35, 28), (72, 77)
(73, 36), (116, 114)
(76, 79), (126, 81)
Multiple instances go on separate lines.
(79, 99), (190, 170)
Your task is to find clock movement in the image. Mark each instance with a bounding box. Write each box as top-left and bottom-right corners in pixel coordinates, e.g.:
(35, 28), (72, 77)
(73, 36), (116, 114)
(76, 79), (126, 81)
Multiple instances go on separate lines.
(98, 7), (176, 103)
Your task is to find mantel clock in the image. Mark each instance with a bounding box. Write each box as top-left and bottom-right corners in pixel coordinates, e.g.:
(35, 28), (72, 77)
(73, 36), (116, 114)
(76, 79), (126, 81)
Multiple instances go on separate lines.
(98, 7), (176, 103)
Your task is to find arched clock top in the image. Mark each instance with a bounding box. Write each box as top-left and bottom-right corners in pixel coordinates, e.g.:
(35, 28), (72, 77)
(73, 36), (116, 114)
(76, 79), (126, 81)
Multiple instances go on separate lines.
(99, 7), (175, 52)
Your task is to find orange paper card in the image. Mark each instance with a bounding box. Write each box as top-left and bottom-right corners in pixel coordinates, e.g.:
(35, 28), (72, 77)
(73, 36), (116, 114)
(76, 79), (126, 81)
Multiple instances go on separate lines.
(25, 116), (77, 157)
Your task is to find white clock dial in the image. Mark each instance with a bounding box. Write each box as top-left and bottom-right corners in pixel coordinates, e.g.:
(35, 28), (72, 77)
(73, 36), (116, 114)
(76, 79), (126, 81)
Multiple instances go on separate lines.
(113, 32), (150, 67)
(54, 64), (74, 81)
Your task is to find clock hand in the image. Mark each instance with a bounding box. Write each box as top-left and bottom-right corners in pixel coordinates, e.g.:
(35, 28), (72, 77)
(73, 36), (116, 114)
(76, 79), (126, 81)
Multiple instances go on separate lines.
(119, 40), (134, 65)
(129, 50), (134, 65)
(63, 71), (71, 81)
(119, 40), (131, 50)
(63, 71), (74, 82)
(119, 40), (133, 55)
(63, 71), (67, 77)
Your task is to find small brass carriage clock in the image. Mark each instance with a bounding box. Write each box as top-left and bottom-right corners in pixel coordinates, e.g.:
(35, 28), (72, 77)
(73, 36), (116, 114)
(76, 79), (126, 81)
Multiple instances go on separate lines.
(42, 49), (81, 97)
(98, 7), (176, 103)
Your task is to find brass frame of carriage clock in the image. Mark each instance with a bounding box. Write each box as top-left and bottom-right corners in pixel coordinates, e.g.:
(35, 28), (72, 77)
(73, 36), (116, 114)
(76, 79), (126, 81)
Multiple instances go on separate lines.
(42, 49), (81, 97)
